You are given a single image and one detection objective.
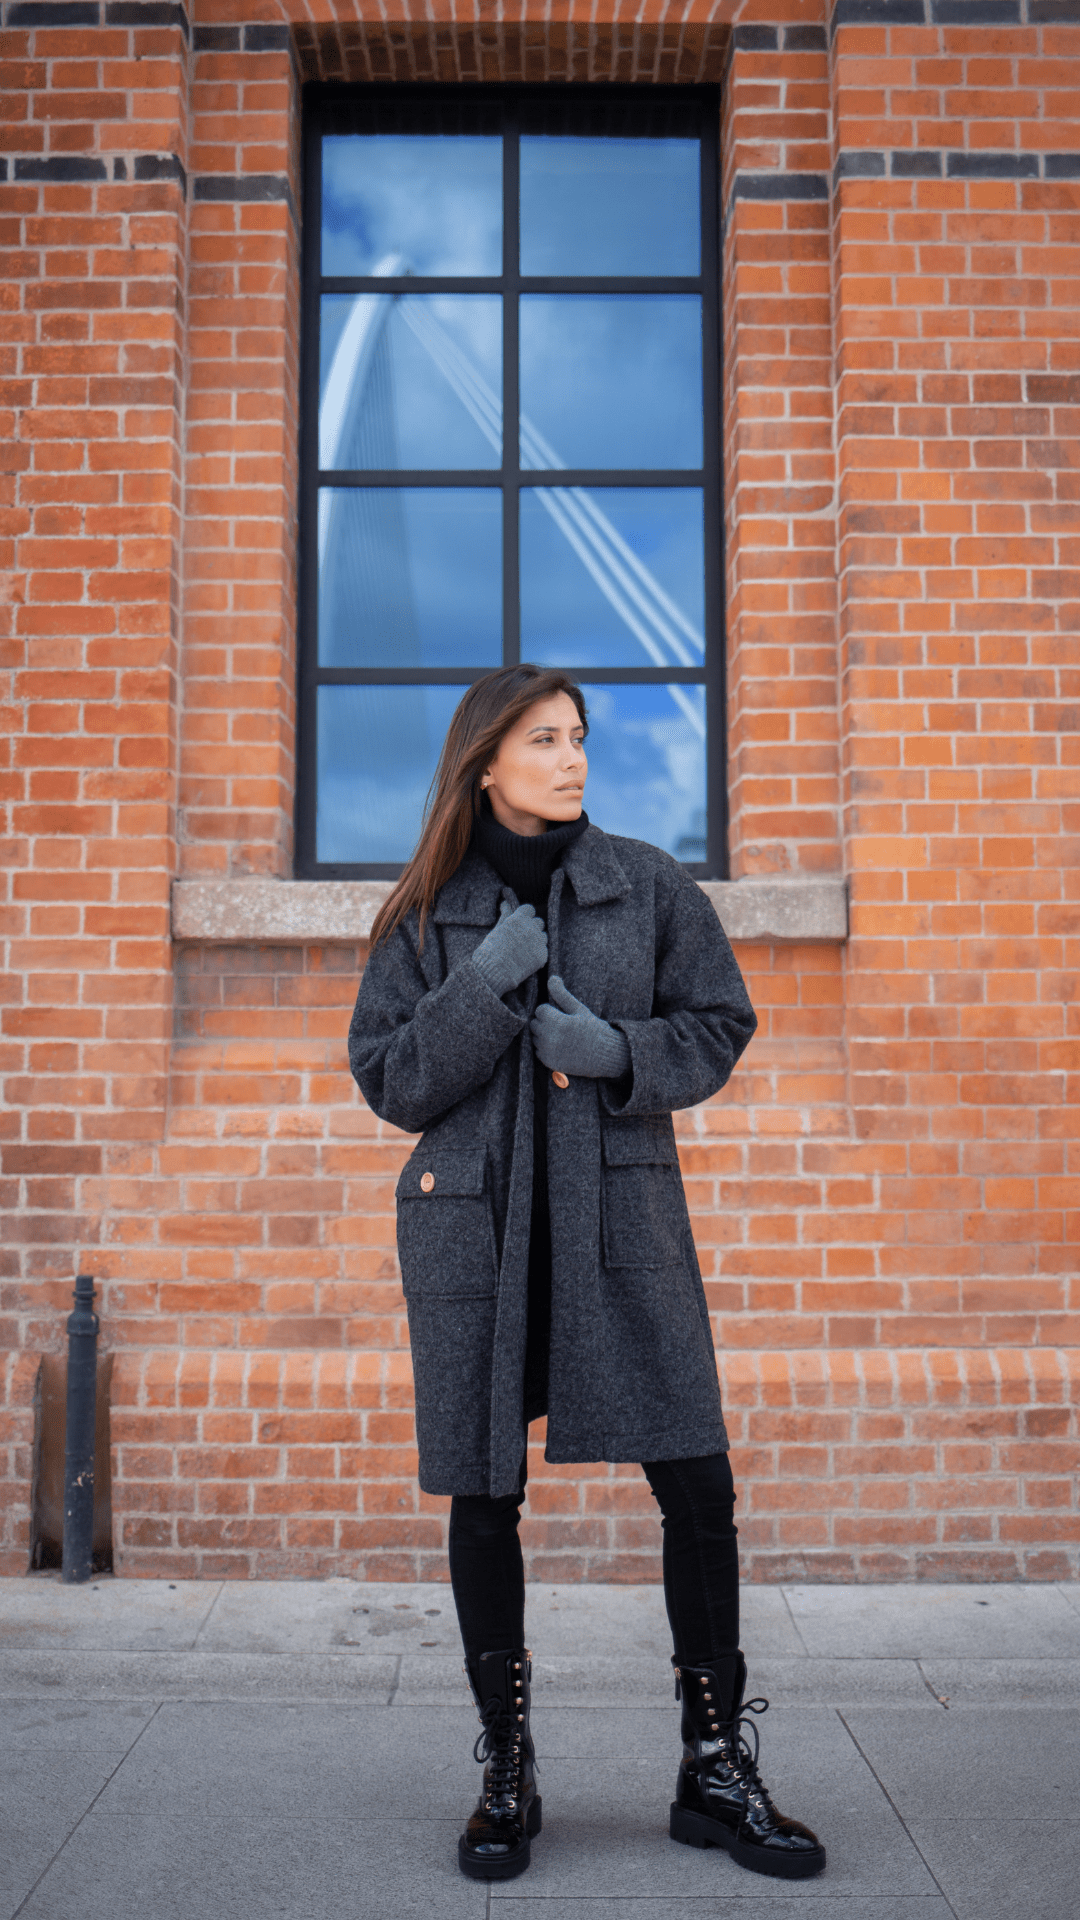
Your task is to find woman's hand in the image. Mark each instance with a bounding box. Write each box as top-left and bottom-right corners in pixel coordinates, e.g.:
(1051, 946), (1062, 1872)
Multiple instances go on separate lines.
(473, 901), (548, 999)
(530, 976), (631, 1080)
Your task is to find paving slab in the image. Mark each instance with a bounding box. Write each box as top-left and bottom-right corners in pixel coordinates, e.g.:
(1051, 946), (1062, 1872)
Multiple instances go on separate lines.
(903, 1820), (1080, 1920)
(15, 1813), (486, 1920)
(197, 1575), (441, 1653)
(0, 1648), (399, 1702)
(94, 1701), (477, 1822)
(1, 1741), (151, 1917)
(917, 1656), (1080, 1707)
(0, 1577), (221, 1651)
(491, 1904), (953, 1917)
(0, 1696), (157, 1753)
(783, 1583), (1080, 1660)
(842, 1707), (1080, 1826)
(842, 1708), (1080, 1920)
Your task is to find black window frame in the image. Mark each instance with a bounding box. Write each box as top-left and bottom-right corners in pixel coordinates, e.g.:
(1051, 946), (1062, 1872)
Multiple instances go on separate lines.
(297, 82), (725, 879)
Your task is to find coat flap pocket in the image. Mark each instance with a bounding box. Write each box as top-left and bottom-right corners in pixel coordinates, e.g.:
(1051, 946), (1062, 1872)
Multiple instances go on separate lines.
(601, 1121), (678, 1168)
(397, 1147), (487, 1201)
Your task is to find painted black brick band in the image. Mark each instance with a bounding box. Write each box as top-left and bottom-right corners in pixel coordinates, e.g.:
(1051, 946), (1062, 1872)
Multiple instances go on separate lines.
(4, 0), (190, 28)
(784, 25), (829, 47)
(835, 152), (887, 180)
(832, 0), (925, 26)
(833, 149), (1068, 183)
(105, 1), (188, 34)
(733, 24), (778, 48)
(243, 22), (290, 51)
(193, 24), (238, 50)
(891, 151), (945, 176)
(193, 174), (296, 221)
(830, 0), (1080, 21)
(134, 152), (186, 191)
(15, 154), (108, 179)
(932, 1), (1020, 20)
(947, 151), (1040, 177)
(7, 2), (101, 22)
(734, 172), (829, 202)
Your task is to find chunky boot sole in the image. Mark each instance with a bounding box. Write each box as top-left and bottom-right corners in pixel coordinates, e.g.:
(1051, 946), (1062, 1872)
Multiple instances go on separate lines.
(458, 1796), (542, 1881)
(670, 1803), (826, 1880)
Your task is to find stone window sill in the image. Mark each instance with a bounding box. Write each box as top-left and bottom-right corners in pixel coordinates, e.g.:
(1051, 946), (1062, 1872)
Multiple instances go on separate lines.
(171, 876), (848, 945)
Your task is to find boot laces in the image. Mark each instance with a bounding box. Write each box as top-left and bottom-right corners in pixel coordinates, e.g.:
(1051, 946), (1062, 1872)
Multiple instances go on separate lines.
(473, 1696), (525, 1804)
(724, 1696), (779, 1818)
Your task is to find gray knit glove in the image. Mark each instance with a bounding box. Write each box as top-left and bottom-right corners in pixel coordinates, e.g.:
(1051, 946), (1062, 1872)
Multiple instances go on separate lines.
(530, 976), (631, 1080)
(472, 901), (548, 999)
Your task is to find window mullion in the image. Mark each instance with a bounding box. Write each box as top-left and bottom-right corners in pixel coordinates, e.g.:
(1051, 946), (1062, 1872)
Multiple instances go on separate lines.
(502, 108), (520, 668)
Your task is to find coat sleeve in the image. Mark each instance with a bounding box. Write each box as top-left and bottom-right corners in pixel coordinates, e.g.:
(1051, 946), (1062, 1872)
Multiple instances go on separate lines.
(602, 863), (757, 1118)
(348, 916), (528, 1134)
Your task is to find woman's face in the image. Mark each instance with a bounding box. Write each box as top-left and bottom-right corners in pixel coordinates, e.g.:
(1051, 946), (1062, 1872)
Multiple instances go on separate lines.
(482, 692), (588, 837)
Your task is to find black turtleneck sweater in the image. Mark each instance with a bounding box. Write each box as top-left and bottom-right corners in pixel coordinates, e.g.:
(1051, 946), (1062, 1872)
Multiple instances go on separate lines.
(472, 804), (589, 919)
(471, 803), (589, 1423)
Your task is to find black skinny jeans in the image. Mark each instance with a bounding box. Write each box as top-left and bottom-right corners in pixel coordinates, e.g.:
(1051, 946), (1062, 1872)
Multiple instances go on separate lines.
(449, 1451), (739, 1669)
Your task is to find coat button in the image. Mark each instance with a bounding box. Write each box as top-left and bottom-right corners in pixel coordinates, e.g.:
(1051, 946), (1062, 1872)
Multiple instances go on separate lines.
(420, 1172), (435, 1192)
(551, 1071), (569, 1089)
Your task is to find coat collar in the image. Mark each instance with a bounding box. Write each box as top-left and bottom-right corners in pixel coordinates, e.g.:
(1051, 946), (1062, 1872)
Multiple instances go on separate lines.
(561, 823), (632, 907)
(431, 823), (631, 925)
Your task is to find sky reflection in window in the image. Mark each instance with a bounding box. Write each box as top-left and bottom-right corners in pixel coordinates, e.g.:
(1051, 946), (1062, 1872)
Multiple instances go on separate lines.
(521, 488), (704, 670)
(322, 136), (502, 278)
(319, 489), (502, 669)
(317, 684), (465, 864)
(520, 297), (702, 470)
(319, 294), (502, 470)
(520, 137), (700, 276)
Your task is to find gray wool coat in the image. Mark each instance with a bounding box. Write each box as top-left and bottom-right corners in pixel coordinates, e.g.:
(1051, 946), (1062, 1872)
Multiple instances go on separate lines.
(348, 825), (757, 1498)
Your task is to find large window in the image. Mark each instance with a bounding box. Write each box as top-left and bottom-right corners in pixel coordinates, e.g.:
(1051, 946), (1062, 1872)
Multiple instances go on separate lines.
(298, 87), (722, 877)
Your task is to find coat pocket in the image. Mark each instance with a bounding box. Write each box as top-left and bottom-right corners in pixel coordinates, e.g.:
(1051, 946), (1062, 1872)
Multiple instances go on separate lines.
(600, 1119), (683, 1271)
(396, 1146), (498, 1299)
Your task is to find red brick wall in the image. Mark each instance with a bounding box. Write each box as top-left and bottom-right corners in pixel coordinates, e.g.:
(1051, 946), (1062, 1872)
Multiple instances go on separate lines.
(0, 2), (190, 1570)
(2, 0), (1077, 1583)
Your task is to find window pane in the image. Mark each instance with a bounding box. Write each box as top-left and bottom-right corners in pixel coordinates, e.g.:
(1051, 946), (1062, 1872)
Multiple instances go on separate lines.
(520, 137), (700, 276)
(316, 684), (464, 864)
(520, 488), (704, 670)
(319, 489), (501, 669)
(520, 297), (702, 470)
(579, 683), (706, 861)
(322, 135), (502, 278)
(320, 294), (501, 470)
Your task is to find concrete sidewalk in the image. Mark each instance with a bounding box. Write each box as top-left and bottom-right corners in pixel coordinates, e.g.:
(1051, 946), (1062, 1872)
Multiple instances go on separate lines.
(3, 1576), (1079, 1920)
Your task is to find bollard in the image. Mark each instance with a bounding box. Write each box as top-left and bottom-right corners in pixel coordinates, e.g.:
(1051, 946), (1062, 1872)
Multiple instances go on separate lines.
(61, 1273), (99, 1585)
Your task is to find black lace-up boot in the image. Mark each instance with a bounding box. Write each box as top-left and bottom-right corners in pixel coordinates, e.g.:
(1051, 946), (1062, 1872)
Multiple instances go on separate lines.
(458, 1648), (541, 1880)
(669, 1654), (825, 1879)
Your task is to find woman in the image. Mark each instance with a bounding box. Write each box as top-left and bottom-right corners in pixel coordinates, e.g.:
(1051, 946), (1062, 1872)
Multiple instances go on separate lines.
(349, 665), (825, 1884)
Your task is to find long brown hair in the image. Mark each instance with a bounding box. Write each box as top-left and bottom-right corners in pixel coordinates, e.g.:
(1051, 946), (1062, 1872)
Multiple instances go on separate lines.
(369, 665), (588, 951)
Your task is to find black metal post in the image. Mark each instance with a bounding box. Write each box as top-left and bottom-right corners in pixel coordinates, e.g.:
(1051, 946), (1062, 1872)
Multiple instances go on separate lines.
(61, 1273), (99, 1584)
